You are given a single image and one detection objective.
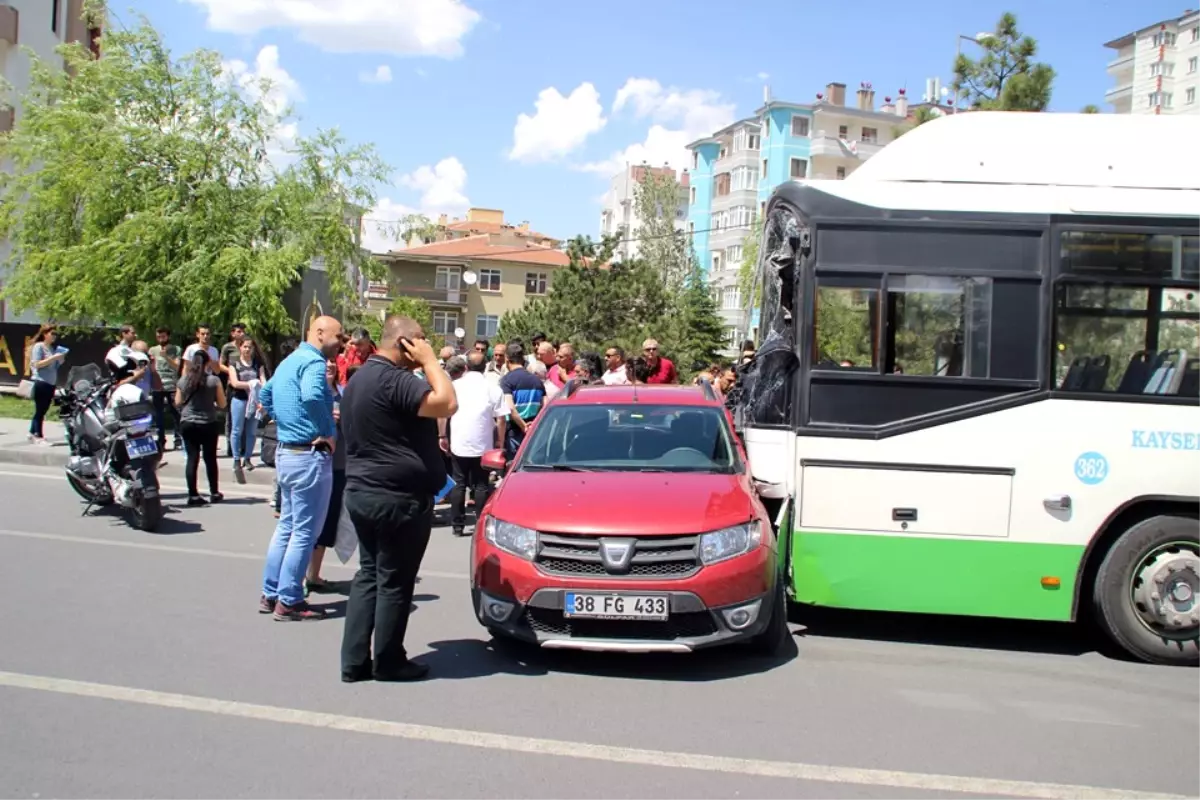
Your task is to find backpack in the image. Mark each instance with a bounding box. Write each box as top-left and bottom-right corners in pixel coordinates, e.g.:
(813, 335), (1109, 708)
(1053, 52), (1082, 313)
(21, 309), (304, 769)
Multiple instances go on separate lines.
(259, 419), (278, 467)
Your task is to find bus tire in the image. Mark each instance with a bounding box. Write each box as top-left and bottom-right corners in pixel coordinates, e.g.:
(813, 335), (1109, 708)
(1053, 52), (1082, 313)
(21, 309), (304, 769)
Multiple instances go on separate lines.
(1092, 514), (1199, 667)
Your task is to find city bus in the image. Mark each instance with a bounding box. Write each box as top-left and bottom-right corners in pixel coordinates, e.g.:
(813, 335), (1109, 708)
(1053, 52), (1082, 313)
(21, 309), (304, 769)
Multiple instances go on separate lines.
(738, 111), (1199, 666)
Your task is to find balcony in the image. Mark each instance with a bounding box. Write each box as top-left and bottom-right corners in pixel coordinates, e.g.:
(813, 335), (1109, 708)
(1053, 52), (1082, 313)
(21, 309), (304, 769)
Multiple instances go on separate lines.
(1106, 51), (1134, 72)
(1105, 81), (1133, 101)
(0, 4), (17, 46)
(809, 133), (883, 160)
(371, 282), (469, 308)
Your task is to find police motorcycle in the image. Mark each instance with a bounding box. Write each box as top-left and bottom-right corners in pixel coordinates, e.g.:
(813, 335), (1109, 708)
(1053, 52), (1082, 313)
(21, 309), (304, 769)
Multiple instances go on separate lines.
(55, 349), (163, 532)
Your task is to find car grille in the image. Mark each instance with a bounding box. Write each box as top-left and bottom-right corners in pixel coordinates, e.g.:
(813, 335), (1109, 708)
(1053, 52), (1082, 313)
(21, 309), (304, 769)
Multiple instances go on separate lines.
(536, 533), (700, 579)
(524, 607), (717, 640)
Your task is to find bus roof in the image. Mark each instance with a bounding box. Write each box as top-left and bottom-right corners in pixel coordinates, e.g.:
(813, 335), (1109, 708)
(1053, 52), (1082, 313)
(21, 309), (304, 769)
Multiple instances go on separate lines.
(850, 112), (1200, 190)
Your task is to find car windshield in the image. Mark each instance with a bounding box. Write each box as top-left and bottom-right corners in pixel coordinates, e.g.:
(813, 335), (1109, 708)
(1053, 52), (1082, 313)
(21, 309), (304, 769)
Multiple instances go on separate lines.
(518, 404), (740, 473)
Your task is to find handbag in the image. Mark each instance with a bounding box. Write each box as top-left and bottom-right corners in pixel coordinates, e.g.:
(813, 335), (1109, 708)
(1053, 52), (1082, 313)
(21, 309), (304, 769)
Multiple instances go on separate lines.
(16, 379), (34, 399)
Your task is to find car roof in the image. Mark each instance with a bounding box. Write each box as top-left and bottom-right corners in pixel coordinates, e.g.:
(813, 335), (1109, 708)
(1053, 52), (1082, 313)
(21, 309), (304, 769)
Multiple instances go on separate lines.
(551, 383), (721, 407)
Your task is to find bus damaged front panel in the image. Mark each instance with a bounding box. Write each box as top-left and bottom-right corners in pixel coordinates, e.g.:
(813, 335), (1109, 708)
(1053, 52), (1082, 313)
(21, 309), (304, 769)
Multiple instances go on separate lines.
(738, 202), (805, 500)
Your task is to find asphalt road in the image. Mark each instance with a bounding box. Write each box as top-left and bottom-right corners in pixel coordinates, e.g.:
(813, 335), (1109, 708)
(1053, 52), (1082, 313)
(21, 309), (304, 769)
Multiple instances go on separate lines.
(0, 464), (1196, 799)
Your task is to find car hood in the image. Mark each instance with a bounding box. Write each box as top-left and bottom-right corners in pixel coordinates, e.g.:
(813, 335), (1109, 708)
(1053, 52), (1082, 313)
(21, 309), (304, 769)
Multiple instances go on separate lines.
(490, 471), (757, 536)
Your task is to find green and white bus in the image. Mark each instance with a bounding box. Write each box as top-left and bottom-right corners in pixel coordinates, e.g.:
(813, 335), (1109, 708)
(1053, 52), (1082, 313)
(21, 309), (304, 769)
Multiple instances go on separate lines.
(740, 111), (1199, 666)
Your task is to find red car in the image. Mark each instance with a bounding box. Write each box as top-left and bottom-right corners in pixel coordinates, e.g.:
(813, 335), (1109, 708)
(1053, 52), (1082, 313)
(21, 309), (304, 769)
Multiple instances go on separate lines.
(471, 382), (788, 654)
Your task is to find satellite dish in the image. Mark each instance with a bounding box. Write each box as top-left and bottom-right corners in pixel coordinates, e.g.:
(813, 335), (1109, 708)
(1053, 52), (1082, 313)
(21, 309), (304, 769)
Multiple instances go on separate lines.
(462, 270), (478, 286)
(453, 327), (465, 339)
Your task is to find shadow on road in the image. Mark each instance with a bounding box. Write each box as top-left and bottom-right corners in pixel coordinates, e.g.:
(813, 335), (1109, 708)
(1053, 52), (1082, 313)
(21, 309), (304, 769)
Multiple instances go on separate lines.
(421, 630), (799, 682)
(788, 604), (1103, 658)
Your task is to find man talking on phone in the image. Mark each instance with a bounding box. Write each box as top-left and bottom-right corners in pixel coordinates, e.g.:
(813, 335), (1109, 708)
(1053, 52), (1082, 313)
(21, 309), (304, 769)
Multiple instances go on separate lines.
(339, 315), (458, 682)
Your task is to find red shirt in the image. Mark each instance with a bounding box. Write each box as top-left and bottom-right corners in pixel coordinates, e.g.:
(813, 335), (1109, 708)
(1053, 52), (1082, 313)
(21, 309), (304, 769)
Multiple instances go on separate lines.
(548, 363), (573, 388)
(646, 356), (677, 384)
(337, 344), (375, 386)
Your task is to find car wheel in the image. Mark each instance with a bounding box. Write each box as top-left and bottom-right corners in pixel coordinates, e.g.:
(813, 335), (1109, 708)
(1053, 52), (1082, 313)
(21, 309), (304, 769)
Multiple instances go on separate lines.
(1093, 514), (1198, 667)
(746, 574), (789, 656)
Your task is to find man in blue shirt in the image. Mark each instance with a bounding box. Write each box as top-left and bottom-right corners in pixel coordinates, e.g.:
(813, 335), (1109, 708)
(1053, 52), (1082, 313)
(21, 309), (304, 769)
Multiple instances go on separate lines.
(258, 315), (344, 621)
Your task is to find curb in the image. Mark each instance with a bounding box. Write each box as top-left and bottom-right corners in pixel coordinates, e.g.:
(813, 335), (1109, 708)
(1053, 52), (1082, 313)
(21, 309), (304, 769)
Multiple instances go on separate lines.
(0, 446), (277, 487)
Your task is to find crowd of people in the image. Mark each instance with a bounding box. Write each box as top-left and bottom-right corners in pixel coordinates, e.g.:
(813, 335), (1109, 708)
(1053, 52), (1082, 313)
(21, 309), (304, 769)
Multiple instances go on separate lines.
(25, 314), (749, 682)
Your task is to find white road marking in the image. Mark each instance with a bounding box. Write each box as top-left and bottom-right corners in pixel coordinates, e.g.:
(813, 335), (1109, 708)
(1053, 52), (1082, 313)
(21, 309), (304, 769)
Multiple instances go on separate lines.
(0, 671), (1182, 800)
(0, 467), (273, 497)
(0, 529), (469, 581)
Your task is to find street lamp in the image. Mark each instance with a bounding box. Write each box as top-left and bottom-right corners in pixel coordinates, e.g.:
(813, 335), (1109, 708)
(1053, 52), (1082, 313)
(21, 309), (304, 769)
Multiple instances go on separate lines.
(952, 31), (994, 113)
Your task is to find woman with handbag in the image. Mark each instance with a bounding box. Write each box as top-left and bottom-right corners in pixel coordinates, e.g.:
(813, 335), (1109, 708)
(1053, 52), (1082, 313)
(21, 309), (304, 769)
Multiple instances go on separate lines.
(26, 325), (66, 444)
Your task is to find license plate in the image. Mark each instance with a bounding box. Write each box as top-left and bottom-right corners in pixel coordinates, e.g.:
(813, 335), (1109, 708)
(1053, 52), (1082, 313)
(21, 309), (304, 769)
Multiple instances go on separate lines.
(125, 436), (158, 458)
(564, 593), (669, 620)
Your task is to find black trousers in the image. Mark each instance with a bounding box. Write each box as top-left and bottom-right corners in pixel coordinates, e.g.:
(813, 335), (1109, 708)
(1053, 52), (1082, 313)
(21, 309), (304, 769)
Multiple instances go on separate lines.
(153, 391), (182, 448)
(341, 487), (433, 676)
(449, 454), (489, 531)
(180, 420), (220, 497)
(29, 380), (55, 438)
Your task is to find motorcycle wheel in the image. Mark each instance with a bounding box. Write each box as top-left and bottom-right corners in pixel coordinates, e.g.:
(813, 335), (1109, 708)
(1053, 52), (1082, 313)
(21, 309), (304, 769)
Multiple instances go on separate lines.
(132, 495), (163, 532)
(66, 471), (113, 506)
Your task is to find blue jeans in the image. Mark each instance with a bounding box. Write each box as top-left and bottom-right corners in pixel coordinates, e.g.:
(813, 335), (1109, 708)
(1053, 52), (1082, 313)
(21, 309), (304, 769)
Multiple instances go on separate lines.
(262, 450), (333, 606)
(230, 398), (258, 462)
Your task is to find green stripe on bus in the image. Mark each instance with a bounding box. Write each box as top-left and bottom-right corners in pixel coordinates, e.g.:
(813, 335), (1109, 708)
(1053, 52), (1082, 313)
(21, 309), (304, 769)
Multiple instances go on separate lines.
(791, 531), (1086, 622)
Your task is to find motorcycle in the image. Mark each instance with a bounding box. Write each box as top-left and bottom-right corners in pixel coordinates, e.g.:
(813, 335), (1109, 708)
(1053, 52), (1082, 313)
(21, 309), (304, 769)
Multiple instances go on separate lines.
(55, 364), (164, 532)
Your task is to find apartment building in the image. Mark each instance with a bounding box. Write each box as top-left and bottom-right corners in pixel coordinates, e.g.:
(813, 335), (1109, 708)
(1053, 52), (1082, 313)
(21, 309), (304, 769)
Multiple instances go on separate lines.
(687, 81), (910, 348)
(408, 207), (558, 250)
(1105, 9), (1200, 114)
(371, 209), (570, 346)
(0, 0), (102, 323)
(598, 164), (689, 263)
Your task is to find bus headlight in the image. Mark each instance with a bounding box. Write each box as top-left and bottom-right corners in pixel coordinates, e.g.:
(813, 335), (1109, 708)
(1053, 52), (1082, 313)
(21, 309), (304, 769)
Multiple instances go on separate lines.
(700, 522), (763, 565)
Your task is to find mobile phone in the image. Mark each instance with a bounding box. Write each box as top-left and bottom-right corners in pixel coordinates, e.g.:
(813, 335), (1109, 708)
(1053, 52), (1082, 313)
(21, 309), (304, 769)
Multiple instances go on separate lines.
(400, 337), (414, 349)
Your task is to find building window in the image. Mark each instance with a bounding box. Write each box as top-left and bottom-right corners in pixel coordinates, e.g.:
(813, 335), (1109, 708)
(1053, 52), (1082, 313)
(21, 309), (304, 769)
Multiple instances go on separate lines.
(1147, 92), (1173, 107)
(838, 125), (849, 140)
(432, 311), (458, 337)
(861, 127), (878, 144)
(730, 166), (759, 191)
(1152, 31), (1178, 46)
(525, 272), (548, 295)
(726, 244), (744, 265)
(1189, 56), (1198, 74)
(722, 286), (741, 310)
(478, 268), (501, 292)
(728, 328), (743, 348)
(714, 172), (731, 196)
(689, 186), (696, 205)
(761, 158), (768, 177)
(791, 115), (810, 137)
(1188, 87), (1197, 105)
(790, 158), (808, 179)
(692, 151), (699, 169)
(1150, 61), (1175, 77)
(1193, 26), (1199, 42)
(435, 266), (461, 291)
(711, 252), (723, 273)
(475, 315), (500, 338)
(719, 145), (728, 159)
(748, 133), (760, 150)
(836, 167), (846, 179)
(51, 0), (60, 33)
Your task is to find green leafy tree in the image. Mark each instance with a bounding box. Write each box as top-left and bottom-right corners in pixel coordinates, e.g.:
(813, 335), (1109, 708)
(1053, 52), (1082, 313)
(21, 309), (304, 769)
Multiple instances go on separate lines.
(662, 262), (726, 373)
(737, 217), (763, 311)
(893, 105), (942, 138)
(953, 12), (1055, 111)
(1081, 104), (1101, 114)
(631, 170), (692, 286)
(0, 4), (389, 337)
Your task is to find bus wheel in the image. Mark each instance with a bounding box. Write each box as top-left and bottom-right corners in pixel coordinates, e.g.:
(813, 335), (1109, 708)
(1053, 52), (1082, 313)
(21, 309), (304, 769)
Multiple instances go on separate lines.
(1093, 515), (1199, 667)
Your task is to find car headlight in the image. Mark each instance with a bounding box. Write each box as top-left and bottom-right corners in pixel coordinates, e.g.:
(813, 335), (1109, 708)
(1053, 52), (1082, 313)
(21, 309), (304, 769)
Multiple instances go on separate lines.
(699, 522), (763, 565)
(484, 517), (539, 561)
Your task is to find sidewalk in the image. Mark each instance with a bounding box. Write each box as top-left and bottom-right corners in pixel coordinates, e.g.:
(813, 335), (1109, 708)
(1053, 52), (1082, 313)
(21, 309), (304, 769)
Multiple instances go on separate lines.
(0, 418), (276, 487)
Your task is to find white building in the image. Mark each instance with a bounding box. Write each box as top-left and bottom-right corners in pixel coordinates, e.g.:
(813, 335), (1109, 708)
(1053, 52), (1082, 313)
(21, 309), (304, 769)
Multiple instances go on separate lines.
(1105, 9), (1200, 115)
(1, 0), (102, 322)
(598, 163), (689, 264)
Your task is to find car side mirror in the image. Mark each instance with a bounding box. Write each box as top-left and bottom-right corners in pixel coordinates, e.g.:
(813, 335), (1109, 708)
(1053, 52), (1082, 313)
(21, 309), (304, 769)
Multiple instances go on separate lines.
(482, 449), (507, 473)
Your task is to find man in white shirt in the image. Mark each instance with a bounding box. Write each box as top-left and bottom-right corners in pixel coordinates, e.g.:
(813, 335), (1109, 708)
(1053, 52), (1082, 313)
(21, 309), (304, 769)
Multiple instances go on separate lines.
(440, 351), (507, 537)
(602, 346), (630, 385)
(182, 324), (221, 375)
(484, 341), (509, 386)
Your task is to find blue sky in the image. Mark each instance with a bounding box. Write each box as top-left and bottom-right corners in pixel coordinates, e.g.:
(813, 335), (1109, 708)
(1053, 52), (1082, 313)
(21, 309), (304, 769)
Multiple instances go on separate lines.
(127, 0), (1181, 250)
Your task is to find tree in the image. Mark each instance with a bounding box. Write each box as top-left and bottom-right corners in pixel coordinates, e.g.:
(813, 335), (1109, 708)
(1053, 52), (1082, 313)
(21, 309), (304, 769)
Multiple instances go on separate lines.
(661, 262), (726, 373)
(631, 169), (692, 286)
(737, 217), (763, 312)
(0, 3), (390, 338)
(953, 12), (1054, 111)
(893, 105), (942, 138)
(1081, 104), (1101, 114)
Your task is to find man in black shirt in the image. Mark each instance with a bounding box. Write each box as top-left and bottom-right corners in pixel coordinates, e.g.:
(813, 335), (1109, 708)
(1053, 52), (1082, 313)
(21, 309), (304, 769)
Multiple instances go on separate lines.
(339, 315), (458, 682)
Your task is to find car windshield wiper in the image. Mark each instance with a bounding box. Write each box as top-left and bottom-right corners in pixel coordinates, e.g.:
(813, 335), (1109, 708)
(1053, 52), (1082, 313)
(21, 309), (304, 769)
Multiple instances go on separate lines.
(522, 464), (598, 472)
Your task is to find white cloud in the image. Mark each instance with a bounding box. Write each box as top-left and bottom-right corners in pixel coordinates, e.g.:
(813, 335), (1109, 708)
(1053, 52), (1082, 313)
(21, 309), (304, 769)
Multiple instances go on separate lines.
(757, 71), (770, 81)
(361, 157), (471, 253)
(221, 45), (303, 165)
(579, 78), (736, 176)
(185, 0), (482, 58)
(359, 64), (393, 84)
(508, 83), (607, 163)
